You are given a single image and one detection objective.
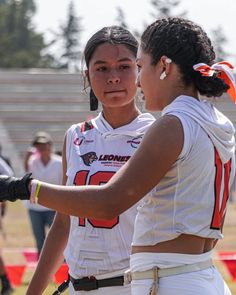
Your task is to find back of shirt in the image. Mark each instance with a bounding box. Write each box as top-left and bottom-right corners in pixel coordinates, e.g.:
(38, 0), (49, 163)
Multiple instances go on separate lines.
(133, 96), (235, 246)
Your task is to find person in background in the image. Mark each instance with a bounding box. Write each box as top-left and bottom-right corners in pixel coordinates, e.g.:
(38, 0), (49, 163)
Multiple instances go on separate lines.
(0, 145), (12, 171)
(27, 26), (154, 295)
(24, 131), (62, 257)
(0, 157), (13, 295)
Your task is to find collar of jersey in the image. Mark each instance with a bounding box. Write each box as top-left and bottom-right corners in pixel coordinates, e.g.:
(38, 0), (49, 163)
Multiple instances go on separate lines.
(91, 112), (153, 140)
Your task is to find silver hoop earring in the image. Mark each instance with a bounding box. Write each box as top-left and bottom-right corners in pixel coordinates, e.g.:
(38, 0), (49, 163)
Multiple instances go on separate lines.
(160, 71), (167, 80)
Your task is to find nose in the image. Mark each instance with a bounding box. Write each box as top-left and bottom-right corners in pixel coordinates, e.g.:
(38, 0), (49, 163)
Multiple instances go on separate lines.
(107, 72), (120, 84)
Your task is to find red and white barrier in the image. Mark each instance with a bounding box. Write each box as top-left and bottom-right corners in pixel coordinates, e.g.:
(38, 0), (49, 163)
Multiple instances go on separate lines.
(2, 248), (236, 286)
(217, 251), (236, 281)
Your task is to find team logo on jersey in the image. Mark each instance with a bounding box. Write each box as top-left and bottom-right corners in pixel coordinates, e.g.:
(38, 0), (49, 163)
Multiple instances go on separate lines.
(127, 135), (143, 148)
(74, 136), (94, 146)
(74, 136), (85, 146)
(98, 154), (131, 167)
(80, 152), (98, 166)
(99, 154), (131, 162)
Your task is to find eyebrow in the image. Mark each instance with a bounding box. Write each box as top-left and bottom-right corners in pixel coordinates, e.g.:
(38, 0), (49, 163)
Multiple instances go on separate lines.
(93, 58), (134, 65)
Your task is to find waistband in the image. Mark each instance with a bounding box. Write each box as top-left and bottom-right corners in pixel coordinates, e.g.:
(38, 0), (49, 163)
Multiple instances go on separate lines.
(130, 250), (213, 272)
(125, 259), (213, 282)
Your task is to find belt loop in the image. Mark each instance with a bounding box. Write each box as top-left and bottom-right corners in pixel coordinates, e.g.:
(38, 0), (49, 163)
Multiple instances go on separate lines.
(149, 267), (159, 295)
(124, 269), (132, 285)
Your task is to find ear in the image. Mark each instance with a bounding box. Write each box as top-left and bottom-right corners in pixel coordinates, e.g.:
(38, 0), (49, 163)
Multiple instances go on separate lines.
(160, 56), (172, 74)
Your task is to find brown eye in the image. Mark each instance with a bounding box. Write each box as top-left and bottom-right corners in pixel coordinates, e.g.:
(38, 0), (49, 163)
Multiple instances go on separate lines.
(96, 66), (107, 72)
(120, 65), (130, 70)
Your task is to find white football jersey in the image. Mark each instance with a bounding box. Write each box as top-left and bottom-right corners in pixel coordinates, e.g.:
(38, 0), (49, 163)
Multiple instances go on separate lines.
(64, 112), (155, 278)
(133, 95), (235, 246)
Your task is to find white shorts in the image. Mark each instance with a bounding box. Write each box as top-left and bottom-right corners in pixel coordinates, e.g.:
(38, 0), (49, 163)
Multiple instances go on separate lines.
(68, 282), (131, 295)
(130, 252), (232, 295)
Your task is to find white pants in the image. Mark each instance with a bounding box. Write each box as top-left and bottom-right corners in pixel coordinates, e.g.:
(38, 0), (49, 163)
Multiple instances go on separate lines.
(130, 252), (232, 295)
(68, 282), (131, 294)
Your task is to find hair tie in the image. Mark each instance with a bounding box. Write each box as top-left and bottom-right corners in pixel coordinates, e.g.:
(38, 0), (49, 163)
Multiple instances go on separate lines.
(193, 61), (236, 103)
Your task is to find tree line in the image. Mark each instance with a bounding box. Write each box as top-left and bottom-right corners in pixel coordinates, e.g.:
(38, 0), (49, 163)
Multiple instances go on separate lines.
(0, 0), (230, 70)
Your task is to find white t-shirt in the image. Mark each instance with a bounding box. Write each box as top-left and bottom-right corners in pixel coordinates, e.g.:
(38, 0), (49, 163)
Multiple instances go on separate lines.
(24, 154), (62, 211)
(64, 112), (155, 278)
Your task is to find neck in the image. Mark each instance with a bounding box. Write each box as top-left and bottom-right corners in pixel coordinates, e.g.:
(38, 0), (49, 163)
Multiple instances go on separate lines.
(40, 155), (51, 166)
(165, 84), (199, 107)
(102, 103), (141, 129)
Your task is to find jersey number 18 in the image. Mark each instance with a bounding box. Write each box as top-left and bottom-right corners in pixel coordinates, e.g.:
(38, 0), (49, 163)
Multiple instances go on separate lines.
(74, 170), (119, 229)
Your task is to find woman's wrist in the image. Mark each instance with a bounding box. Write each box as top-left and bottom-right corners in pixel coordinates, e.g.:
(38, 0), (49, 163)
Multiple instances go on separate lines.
(29, 179), (42, 204)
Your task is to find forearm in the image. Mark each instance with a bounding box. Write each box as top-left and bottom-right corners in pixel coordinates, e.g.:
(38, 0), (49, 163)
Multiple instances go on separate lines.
(26, 214), (69, 295)
(37, 182), (127, 219)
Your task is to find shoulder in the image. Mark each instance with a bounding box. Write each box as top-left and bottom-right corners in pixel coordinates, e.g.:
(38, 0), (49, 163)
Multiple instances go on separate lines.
(27, 155), (40, 167)
(52, 154), (62, 163)
(151, 114), (183, 135)
(139, 115), (184, 165)
(67, 121), (95, 135)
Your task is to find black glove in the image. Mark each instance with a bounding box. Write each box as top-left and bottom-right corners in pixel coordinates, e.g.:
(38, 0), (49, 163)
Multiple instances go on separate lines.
(0, 173), (32, 202)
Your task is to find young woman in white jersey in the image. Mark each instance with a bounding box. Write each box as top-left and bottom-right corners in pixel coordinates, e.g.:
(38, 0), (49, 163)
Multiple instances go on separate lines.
(0, 18), (236, 295)
(27, 26), (153, 295)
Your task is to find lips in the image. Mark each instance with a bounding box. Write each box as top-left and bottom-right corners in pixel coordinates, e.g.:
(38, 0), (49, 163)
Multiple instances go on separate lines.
(104, 89), (125, 94)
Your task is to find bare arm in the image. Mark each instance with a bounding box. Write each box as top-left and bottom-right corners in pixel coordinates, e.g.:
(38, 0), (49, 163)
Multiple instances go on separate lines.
(37, 115), (184, 219)
(26, 213), (69, 295)
(26, 135), (70, 295)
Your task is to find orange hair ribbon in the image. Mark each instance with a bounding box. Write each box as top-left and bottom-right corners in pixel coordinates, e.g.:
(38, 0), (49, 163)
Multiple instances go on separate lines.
(193, 61), (236, 103)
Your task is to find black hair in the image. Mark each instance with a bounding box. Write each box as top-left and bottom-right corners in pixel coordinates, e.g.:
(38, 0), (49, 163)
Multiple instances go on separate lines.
(84, 25), (138, 68)
(141, 17), (229, 98)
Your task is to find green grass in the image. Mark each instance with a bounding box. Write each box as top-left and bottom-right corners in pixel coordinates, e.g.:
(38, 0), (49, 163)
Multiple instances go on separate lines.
(1, 202), (236, 294)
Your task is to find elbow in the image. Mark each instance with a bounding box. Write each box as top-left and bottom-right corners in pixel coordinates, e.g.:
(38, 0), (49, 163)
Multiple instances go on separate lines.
(97, 198), (123, 220)
(95, 186), (135, 219)
(98, 206), (121, 220)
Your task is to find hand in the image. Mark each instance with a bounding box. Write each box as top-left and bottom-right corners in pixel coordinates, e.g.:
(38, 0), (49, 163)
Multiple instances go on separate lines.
(0, 173), (33, 202)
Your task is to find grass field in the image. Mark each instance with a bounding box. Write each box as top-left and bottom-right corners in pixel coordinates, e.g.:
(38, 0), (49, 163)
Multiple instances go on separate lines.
(1, 201), (236, 295)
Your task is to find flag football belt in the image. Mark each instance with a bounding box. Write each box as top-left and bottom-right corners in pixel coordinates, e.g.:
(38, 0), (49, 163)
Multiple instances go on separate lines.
(69, 273), (124, 291)
(124, 259), (213, 284)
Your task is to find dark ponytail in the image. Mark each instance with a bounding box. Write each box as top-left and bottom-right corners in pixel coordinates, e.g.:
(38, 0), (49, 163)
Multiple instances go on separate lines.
(193, 73), (229, 98)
